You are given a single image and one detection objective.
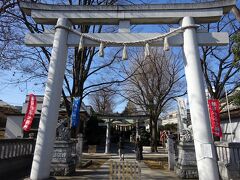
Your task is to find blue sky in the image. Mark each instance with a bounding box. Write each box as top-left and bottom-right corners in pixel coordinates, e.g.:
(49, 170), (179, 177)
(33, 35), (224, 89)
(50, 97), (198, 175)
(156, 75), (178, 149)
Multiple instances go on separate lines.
(0, 71), (44, 106)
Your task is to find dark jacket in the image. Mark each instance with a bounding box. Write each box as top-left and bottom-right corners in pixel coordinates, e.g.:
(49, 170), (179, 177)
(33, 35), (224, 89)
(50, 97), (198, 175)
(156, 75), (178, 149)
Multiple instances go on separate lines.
(118, 139), (124, 149)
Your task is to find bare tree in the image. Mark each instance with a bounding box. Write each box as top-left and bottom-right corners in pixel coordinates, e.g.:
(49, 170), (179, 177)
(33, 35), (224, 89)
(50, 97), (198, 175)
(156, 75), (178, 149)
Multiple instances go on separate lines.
(199, 13), (240, 100)
(0, 0), (134, 137)
(122, 48), (185, 152)
(192, 0), (240, 102)
(121, 101), (137, 115)
(89, 86), (117, 114)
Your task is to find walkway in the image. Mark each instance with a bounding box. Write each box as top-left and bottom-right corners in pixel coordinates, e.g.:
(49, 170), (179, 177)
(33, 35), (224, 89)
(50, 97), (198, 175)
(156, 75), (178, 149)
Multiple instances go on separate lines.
(55, 153), (179, 180)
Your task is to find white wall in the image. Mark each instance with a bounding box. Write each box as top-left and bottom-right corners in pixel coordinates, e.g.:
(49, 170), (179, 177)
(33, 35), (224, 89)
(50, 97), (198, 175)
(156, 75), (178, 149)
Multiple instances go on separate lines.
(221, 118), (240, 142)
(162, 118), (178, 125)
(5, 115), (24, 138)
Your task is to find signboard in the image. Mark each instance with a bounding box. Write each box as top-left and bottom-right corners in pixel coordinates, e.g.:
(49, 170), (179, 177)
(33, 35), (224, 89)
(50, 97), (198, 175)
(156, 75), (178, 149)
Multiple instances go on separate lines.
(177, 98), (187, 119)
(177, 97), (188, 131)
(208, 99), (222, 137)
(22, 94), (37, 131)
(71, 97), (81, 128)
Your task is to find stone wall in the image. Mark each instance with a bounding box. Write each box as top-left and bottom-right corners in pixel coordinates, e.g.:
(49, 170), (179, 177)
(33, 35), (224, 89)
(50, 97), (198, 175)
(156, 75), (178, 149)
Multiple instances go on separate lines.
(0, 138), (35, 179)
(215, 142), (240, 180)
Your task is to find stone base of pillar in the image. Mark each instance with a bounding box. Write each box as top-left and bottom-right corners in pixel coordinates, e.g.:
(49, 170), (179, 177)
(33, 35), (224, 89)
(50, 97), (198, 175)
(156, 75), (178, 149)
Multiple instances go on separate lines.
(167, 137), (175, 171)
(50, 140), (77, 176)
(50, 161), (76, 176)
(175, 142), (198, 179)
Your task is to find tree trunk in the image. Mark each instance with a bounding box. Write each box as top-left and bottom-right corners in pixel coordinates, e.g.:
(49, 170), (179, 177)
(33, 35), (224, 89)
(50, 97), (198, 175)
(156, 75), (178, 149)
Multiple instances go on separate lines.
(150, 114), (158, 153)
(152, 119), (158, 152)
(149, 117), (154, 152)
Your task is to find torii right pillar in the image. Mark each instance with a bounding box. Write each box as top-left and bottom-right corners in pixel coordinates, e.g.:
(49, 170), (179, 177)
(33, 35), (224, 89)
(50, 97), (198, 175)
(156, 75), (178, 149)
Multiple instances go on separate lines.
(181, 16), (219, 180)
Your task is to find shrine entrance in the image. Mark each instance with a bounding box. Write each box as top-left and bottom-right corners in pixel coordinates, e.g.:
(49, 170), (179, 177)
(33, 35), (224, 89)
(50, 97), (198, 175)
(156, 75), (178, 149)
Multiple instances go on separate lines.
(20, 1), (235, 180)
(96, 114), (149, 154)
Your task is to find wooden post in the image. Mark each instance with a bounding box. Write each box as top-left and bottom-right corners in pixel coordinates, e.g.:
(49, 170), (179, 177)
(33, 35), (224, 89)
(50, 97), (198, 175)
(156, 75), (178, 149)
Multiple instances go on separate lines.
(122, 161), (125, 180)
(134, 161), (137, 179)
(138, 162), (141, 180)
(126, 161), (130, 179)
(118, 161), (121, 179)
(109, 160), (113, 180)
(114, 161), (117, 179)
(129, 162), (133, 179)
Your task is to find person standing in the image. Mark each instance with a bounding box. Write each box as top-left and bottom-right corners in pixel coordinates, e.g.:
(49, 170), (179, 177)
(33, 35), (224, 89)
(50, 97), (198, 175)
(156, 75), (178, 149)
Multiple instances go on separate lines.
(135, 137), (143, 161)
(118, 137), (124, 161)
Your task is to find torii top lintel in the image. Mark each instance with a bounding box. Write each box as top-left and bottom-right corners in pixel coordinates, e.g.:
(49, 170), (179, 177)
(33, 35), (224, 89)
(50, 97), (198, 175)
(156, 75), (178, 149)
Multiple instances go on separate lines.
(20, 0), (235, 25)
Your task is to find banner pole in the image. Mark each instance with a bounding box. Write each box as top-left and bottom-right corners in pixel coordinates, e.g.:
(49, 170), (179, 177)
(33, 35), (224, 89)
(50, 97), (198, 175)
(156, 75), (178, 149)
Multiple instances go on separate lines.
(225, 88), (234, 142)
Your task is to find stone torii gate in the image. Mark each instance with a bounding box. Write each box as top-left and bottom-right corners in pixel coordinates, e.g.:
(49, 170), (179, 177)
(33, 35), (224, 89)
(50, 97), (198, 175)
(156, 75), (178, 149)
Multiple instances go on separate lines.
(20, 1), (235, 180)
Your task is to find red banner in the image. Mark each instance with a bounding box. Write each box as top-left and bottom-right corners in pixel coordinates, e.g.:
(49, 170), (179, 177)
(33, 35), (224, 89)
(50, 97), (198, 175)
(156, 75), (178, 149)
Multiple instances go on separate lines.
(208, 99), (222, 137)
(22, 94), (37, 131)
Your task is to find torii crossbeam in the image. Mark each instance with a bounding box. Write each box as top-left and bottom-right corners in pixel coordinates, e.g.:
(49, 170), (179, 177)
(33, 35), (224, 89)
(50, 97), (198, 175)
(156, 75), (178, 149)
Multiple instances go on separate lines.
(21, 1), (234, 24)
(20, 1), (236, 180)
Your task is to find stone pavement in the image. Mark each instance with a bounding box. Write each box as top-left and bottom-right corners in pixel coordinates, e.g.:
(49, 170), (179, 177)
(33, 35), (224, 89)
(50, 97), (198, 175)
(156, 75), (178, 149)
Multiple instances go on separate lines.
(55, 153), (180, 180)
(140, 161), (179, 180)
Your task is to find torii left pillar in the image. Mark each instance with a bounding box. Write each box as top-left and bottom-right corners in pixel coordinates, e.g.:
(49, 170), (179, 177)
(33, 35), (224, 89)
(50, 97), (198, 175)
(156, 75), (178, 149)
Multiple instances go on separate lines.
(105, 120), (111, 154)
(30, 18), (71, 180)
